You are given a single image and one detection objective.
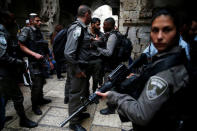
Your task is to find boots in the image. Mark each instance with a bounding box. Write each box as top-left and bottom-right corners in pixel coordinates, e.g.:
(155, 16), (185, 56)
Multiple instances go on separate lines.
(32, 105), (42, 115)
(100, 107), (115, 115)
(69, 124), (86, 131)
(13, 101), (38, 128)
(20, 116), (38, 128)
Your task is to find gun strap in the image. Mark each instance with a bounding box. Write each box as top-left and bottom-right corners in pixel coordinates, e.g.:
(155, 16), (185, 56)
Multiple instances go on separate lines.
(130, 49), (186, 99)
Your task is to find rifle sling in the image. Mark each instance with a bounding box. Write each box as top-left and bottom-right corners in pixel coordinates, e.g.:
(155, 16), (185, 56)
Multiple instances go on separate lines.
(128, 51), (186, 99)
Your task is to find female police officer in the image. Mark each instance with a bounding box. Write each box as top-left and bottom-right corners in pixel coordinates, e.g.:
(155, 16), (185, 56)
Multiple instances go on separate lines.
(96, 8), (192, 131)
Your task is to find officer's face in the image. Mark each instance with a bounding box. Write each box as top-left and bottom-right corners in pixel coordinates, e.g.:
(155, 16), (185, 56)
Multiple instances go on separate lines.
(103, 21), (112, 33)
(85, 12), (92, 25)
(33, 17), (41, 28)
(151, 15), (177, 53)
(189, 20), (197, 40)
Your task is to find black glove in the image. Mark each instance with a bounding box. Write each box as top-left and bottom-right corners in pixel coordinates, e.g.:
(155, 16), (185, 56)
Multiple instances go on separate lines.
(118, 75), (138, 93)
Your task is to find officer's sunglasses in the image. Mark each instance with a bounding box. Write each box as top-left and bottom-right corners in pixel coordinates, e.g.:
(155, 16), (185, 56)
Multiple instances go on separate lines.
(35, 19), (41, 22)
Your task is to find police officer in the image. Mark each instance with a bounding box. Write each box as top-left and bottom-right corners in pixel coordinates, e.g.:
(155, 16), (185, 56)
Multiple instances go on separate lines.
(188, 18), (197, 64)
(97, 8), (193, 131)
(0, 10), (37, 128)
(96, 17), (122, 115)
(18, 13), (52, 115)
(64, 5), (92, 131)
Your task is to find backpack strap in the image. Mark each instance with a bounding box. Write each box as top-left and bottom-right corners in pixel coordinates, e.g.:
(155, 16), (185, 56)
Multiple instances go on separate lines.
(125, 49), (186, 99)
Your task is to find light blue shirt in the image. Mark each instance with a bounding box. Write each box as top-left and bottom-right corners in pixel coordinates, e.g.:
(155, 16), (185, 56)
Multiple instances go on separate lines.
(143, 42), (158, 58)
(179, 36), (190, 60)
(194, 35), (197, 42)
(143, 36), (190, 60)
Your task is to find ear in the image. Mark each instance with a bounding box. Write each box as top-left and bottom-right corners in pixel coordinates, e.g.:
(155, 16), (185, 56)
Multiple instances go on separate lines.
(85, 12), (89, 17)
(29, 18), (34, 24)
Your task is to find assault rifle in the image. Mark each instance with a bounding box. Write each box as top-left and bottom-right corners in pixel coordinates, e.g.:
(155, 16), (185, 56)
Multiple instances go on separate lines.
(60, 53), (147, 127)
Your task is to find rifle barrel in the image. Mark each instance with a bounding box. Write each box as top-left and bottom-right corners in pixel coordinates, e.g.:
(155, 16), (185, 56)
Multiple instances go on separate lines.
(60, 100), (91, 127)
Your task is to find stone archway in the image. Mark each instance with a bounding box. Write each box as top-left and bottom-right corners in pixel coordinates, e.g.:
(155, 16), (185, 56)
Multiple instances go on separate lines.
(87, 0), (120, 16)
(92, 5), (118, 32)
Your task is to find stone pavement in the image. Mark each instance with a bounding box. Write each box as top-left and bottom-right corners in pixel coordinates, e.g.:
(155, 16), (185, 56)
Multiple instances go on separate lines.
(3, 73), (133, 131)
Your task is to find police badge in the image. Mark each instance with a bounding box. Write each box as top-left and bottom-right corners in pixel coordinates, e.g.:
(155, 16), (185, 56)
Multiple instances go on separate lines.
(0, 34), (7, 57)
(73, 26), (81, 40)
(146, 76), (168, 100)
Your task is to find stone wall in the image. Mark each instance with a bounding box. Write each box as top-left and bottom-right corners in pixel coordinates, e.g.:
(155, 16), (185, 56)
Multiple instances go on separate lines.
(40, 0), (60, 40)
(119, 0), (152, 59)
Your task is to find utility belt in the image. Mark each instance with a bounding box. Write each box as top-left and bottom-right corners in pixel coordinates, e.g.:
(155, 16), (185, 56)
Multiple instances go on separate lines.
(28, 57), (48, 75)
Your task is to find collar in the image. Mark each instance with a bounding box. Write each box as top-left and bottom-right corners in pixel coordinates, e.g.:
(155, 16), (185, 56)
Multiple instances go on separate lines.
(77, 18), (87, 28)
(155, 46), (182, 58)
(30, 26), (36, 31)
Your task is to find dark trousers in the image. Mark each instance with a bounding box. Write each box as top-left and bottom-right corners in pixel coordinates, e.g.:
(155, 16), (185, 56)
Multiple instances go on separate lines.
(67, 65), (91, 124)
(89, 59), (103, 92)
(31, 75), (45, 107)
(56, 61), (64, 79)
(0, 77), (26, 119)
(65, 72), (70, 99)
(0, 96), (5, 130)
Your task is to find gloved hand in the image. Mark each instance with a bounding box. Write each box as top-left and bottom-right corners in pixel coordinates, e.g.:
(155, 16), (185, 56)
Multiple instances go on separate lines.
(118, 75), (138, 93)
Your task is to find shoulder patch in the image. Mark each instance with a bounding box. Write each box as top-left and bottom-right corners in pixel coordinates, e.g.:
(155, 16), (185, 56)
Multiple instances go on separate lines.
(0, 35), (7, 57)
(73, 26), (81, 40)
(20, 27), (30, 36)
(146, 76), (168, 100)
(0, 35), (7, 45)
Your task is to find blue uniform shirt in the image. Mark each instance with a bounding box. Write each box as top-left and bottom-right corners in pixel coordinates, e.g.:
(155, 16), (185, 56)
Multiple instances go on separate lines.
(143, 36), (190, 60)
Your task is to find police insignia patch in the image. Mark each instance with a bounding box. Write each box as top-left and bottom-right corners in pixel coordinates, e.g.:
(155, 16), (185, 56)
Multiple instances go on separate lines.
(73, 26), (81, 40)
(0, 35), (7, 57)
(146, 76), (168, 100)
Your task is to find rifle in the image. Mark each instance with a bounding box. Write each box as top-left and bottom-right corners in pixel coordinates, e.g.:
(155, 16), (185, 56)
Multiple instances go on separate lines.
(60, 53), (147, 127)
(60, 64), (129, 127)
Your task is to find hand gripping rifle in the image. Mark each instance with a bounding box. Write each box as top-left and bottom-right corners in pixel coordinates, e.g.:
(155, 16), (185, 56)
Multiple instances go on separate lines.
(60, 53), (147, 127)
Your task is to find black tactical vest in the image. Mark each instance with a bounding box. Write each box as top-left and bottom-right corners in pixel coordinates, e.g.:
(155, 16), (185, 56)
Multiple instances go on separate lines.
(75, 23), (93, 62)
(28, 28), (48, 62)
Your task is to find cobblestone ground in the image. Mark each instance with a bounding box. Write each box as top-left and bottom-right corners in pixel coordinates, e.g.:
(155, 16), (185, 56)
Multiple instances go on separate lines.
(3, 73), (132, 131)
